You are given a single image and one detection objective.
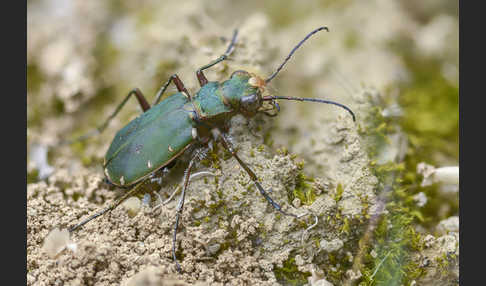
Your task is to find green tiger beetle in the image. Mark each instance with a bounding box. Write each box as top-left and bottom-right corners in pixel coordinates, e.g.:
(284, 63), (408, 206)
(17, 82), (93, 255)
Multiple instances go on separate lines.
(67, 27), (356, 272)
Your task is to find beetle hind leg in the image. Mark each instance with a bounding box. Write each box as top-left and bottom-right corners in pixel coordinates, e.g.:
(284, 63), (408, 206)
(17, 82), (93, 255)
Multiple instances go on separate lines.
(68, 180), (146, 233)
(60, 88), (150, 146)
(171, 148), (203, 273)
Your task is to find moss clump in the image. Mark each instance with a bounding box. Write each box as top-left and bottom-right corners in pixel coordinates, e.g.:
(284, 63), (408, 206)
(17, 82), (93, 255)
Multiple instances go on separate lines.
(290, 172), (316, 206)
(359, 204), (424, 286)
(399, 56), (458, 162)
(27, 168), (40, 184)
(398, 55), (459, 228)
(356, 88), (432, 285)
(334, 183), (344, 203)
(274, 254), (311, 286)
(200, 147), (222, 170)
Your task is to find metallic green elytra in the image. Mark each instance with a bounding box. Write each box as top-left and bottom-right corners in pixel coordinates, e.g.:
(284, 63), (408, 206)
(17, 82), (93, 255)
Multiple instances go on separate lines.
(103, 92), (193, 186)
(68, 27), (356, 273)
(103, 71), (262, 187)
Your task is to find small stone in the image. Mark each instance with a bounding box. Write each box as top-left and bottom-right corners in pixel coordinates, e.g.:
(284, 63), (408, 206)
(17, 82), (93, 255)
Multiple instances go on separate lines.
(345, 269), (362, 281)
(42, 228), (70, 258)
(413, 192), (428, 207)
(370, 249), (378, 258)
(292, 198), (301, 208)
(417, 162), (459, 187)
(436, 234), (458, 254)
(320, 238), (344, 252)
(436, 216), (459, 235)
(142, 193), (151, 207)
(208, 243), (221, 255)
(424, 234), (436, 248)
(311, 278), (333, 286)
(295, 254), (305, 266)
(122, 196), (142, 217)
(346, 251), (353, 263)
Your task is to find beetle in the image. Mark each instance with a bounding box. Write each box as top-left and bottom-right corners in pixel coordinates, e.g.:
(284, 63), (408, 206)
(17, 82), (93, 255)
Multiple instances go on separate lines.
(67, 27), (356, 272)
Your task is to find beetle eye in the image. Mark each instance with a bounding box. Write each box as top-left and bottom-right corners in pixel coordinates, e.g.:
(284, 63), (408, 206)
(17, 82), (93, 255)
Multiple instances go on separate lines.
(240, 94), (259, 113)
(241, 94), (256, 105)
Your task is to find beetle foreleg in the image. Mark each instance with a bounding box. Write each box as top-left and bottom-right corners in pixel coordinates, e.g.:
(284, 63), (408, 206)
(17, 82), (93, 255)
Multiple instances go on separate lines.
(153, 74), (190, 106)
(196, 29), (238, 87)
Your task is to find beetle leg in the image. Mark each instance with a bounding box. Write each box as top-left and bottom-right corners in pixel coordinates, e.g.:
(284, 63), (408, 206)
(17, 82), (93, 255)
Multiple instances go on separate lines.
(171, 150), (200, 273)
(60, 88), (150, 145)
(218, 131), (316, 218)
(218, 132), (296, 217)
(196, 29), (238, 87)
(217, 132), (319, 243)
(153, 74), (190, 106)
(68, 180), (146, 233)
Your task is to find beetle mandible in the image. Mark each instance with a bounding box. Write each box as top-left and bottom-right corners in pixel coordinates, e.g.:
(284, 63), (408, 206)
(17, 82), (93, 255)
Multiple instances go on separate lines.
(67, 27), (356, 273)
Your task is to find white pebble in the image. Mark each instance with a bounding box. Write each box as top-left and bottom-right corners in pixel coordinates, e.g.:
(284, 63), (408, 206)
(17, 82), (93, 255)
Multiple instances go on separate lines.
(320, 238), (344, 253)
(122, 196), (141, 217)
(42, 228), (70, 258)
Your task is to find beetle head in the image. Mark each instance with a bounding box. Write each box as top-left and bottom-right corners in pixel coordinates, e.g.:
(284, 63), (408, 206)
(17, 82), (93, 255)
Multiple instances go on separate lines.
(222, 70), (266, 117)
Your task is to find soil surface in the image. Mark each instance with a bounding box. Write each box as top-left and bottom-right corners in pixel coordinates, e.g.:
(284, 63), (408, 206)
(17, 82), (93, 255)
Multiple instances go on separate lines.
(27, 1), (458, 285)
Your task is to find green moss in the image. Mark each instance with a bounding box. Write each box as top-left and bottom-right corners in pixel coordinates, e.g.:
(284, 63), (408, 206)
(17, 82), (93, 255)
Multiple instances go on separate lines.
(290, 172), (316, 205)
(295, 160), (305, 170)
(334, 183), (344, 203)
(341, 217), (351, 235)
(435, 253), (453, 276)
(27, 168), (39, 184)
(360, 208), (425, 285)
(356, 86), (436, 285)
(359, 194), (371, 220)
(399, 56), (458, 161)
(257, 144), (265, 152)
(274, 254), (311, 286)
(276, 147), (288, 155)
(397, 55), (459, 228)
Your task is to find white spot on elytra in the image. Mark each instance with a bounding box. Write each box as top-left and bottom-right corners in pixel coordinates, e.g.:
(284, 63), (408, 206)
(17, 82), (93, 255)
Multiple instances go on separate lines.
(104, 168), (112, 181)
(192, 128), (198, 139)
(120, 176), (125, 185)
(147, 160), (152, 168)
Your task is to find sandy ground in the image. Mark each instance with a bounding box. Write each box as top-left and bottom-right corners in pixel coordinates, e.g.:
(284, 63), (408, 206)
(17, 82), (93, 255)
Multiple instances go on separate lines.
(27, 1), (458, 285)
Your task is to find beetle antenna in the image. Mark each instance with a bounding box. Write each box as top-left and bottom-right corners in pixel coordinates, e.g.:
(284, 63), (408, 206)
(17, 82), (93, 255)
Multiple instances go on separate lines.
(265, 26), (329, 84)
(263, 95), (356, 122)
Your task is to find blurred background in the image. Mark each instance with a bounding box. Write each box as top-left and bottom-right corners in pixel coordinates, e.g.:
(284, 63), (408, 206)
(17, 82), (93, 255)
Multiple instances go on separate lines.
(27, 0), (458, 285)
